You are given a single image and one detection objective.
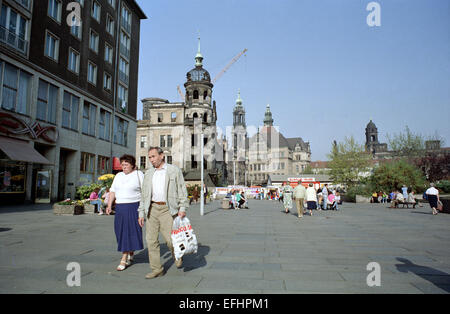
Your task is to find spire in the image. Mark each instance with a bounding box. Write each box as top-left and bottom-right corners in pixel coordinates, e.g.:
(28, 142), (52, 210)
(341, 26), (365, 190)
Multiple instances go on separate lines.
(264, 104), (274, 126)
(195, 34), (203, 67)
(235, 89), (243, 107)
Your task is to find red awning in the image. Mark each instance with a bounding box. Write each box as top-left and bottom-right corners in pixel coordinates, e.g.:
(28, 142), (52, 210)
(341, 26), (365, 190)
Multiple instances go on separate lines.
(113, 157), (121, 170)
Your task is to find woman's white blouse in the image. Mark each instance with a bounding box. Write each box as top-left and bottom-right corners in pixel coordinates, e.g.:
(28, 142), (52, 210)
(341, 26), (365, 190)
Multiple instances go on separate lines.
(110, 171), (144, 204)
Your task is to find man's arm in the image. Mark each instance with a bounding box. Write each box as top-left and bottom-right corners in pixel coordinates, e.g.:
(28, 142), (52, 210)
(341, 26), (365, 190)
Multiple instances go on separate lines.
(176, 168), (189, 215)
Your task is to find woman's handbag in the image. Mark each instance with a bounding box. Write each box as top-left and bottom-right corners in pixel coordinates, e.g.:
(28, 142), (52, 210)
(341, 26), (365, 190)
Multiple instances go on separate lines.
(437, 200), (443, 212)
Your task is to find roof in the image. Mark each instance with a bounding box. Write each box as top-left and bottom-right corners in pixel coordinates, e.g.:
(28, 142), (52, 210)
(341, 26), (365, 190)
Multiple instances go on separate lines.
(249, 126), (309, 151)
(310, 161), (329, 169)
(126, 0), (148, 19)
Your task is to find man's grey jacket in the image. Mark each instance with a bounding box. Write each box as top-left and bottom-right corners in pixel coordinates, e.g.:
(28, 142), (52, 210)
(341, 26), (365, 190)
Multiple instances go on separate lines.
(138, 164), (189, 218)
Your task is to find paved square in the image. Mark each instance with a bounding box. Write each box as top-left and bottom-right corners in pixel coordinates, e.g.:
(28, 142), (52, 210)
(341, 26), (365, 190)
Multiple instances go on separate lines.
(0, 200), (449, 294)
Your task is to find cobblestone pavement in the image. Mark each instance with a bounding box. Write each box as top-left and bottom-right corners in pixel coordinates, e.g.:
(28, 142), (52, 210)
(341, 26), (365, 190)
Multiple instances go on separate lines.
(0, 200), (449, 294)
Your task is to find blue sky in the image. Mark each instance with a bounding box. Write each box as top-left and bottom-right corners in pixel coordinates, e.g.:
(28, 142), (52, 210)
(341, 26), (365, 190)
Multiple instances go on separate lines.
(135, 0), (450, 161)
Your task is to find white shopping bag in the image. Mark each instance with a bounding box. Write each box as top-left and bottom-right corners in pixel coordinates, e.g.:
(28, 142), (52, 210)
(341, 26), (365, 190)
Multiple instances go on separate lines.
(171, 216), (198, 260)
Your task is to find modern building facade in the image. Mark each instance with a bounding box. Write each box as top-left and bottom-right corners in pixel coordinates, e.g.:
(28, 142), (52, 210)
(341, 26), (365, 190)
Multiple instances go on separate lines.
(0, 0), (146, 204)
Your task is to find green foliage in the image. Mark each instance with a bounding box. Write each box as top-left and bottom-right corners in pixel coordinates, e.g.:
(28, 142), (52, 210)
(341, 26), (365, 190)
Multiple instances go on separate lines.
(368, 159), (427, 193)
(386, 126), (425, 158)
(436, 180), (450, 193)
(76, 183), (102, 200)
(345, 185), (372, 202)
(327, 136), (371, 187)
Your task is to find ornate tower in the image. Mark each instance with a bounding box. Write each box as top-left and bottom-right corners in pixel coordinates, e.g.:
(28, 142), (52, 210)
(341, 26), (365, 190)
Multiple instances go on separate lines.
(183, 37), (217, 173)
(365, 120), (379, 154)
(263, 104), (274, 126)
(231, 90), (248, 185)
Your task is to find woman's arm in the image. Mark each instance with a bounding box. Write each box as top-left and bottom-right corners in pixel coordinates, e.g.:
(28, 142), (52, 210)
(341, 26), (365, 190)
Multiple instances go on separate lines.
(106, 192), (116, 215)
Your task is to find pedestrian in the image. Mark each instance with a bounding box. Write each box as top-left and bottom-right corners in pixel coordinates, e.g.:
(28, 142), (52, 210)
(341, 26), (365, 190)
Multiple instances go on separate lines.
(317, 188), (323, 211)
(382, 191), (387, 204)
(89, 187), (103, 215)
(231, 190), (238, 209)
(407, 189), (417, 206)
(306, 183), (317, 216)
(101, 187), (110, 213)
(203, 185), (208, 205)
(293, 181), (306, 218)
(190, 186), (199, 204)
(402, 185), (408, 201)
(322, 184), (329, 210)
(137, 147), (189, 279)
(328, 193), (336, 210)
(425, 183), (440, 215)
(106, 154), (144, 271)
(282, 182), (293, 214)
(335, 191), (341, 210)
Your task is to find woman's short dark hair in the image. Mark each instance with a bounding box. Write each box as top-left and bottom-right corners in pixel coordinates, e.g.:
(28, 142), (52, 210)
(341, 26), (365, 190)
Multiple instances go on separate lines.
(119, 154), (137, 169)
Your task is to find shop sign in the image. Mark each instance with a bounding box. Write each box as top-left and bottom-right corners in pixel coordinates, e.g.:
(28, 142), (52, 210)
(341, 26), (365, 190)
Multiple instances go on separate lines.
(0, 112), (58, 143)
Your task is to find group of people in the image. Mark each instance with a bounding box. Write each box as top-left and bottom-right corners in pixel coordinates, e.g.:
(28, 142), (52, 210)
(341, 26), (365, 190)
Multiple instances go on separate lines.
(103, 147), (189, 279)
(189, 185), (208, 205)
(280, 182), (341, 219)
(227, 189), (248, 209)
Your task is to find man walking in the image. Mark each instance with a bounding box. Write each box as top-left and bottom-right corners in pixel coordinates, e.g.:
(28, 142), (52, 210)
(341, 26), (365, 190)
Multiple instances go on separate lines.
(138, 147), (189, 279)
(293, 181), (306, 218)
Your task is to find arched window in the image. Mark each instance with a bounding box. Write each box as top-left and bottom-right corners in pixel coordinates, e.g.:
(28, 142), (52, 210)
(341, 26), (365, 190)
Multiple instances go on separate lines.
(203, 113), (207, 123)
(193, 112), (198, 119)
(203, 90), (208, 100)
(193, 90), (199, 99)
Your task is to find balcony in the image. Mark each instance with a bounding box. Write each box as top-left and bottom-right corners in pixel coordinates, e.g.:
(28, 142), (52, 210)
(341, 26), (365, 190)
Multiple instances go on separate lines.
(121, 17), (131, 34)
(120, 43), (130, 59)
(0, 26), (28, 54)
(119, 70), (129, 85)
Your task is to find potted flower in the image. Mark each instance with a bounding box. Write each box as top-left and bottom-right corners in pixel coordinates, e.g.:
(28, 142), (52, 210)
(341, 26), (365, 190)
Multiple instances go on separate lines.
(53, 199), (84, 216)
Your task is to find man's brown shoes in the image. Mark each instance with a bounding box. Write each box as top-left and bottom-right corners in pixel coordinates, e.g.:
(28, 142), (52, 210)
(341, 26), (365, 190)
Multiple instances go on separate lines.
(175, 258), (183, 268)
(145, 269), (165, 279)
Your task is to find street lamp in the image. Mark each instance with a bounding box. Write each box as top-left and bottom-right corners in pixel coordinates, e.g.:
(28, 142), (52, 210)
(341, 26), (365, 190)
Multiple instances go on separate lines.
(200, 132), (204, 216)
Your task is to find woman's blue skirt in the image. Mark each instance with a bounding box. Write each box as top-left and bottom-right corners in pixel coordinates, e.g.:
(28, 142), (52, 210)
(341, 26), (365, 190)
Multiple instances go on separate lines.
(114, 202), (143, 252)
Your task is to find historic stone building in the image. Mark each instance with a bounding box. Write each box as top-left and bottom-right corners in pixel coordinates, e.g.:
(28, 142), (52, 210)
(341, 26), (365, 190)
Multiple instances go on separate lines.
(230, 103), (311, 186)
(365, 120), (388, 157)
(137, 40), (227, 185)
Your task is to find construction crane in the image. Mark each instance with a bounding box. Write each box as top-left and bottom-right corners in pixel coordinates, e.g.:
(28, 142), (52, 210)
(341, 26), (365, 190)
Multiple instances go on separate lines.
(177, 48), (248, 101)
(212, 48), (247, 84)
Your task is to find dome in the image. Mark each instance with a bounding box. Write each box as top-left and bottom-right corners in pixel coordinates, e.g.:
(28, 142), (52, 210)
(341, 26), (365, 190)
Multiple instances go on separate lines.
(366, 120), (377, 129)
(186, 67), (211, 82)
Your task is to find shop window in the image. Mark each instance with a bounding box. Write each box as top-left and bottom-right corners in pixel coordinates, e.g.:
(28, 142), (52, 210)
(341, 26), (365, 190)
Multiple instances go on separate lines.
(0, 162), (25, 193)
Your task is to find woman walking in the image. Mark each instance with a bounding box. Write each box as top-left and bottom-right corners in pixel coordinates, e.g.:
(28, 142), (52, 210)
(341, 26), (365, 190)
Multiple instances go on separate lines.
(425, 183), (440, 215)
(306, 183), (317, 216)
(106, 154), (144, 271)
(282, 182), (293, 214)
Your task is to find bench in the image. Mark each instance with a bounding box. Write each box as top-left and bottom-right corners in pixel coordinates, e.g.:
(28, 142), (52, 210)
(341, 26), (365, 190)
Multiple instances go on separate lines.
(395, 201), (417, 209)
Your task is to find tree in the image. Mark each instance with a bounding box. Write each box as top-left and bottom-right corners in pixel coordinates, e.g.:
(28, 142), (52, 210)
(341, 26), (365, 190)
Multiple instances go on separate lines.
(327, 137), (371, 187)
(368, 159), (427, 193)
(386, 126), (425, 159)
(415, 153), (450, 182)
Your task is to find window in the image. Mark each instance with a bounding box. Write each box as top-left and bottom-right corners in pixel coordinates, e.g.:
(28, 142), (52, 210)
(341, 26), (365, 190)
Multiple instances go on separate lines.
(119, 57), (129, 84)
(0, 4), (29, 53)
(68, 48), (80, 74)
(82, 102), (96, 136)
(87, 61), (97, 85)
(0, 61), (31, 114)
(118, 84), (127, 113)
(193, 90), (199, 99)
(106, 14), (114, 35)
(89, 29), (99, 53)
(140, 135), (147, 148)
(167, 156), (172, 164)
(157, 113), (163, 123)
(99, 109), (111, 141)
(62, 91), (79, 131)
(70, 20), (82, 39)
(80, 152), (95, 174)
(121, 5), (131, 33)
(203, 90), (208, 99)
(103, 72), (112, 91)
(91, 1), (101, 22)
(44, 31), (59, 61)
(120, 30), (130, 58)
(140, 156), (146, 169)
(15, 0), (30, 10)
(114, 116), (128, 146)
(36, 79), (58, 124)
(160, 135), (165, 147)
(104, 43), (113, 63)
(191, 155), (197, 169)
(75, 0), (84, 6)
(48, 0), (61, 23)
(98, 156), (110, 175)
(167, 135), (173, 148)
(171, 112), (177, 122)
(107, 0), (115, 9)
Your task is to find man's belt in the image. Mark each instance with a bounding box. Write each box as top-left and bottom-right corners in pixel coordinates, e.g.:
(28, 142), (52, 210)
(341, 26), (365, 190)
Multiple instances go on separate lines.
(151, 201), (166, 205)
